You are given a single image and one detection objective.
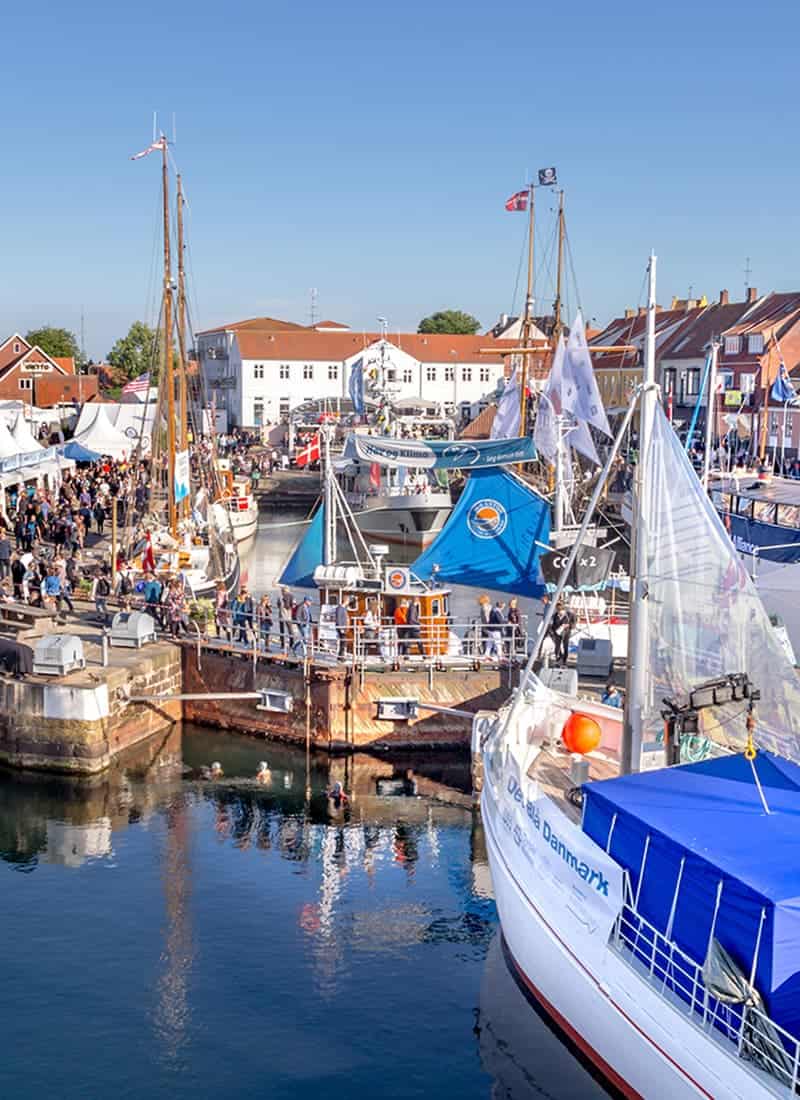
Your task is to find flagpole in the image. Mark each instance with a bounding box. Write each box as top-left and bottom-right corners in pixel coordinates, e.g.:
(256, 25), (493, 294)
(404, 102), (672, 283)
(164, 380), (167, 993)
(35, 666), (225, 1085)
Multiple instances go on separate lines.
(519, 182), (535, 435)
(759, 340), (773, 464)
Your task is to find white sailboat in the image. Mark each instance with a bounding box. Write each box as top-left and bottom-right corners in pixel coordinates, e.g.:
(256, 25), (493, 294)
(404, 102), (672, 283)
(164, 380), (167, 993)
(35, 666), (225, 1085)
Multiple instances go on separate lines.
(479, 254), (800, 1099)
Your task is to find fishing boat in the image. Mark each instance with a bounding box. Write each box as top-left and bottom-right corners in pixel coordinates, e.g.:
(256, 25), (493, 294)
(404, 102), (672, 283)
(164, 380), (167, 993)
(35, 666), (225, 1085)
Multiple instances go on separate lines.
(479, 254), (800, 1099)
(215, 461), (259, 544)
(336, 455), (452, 551)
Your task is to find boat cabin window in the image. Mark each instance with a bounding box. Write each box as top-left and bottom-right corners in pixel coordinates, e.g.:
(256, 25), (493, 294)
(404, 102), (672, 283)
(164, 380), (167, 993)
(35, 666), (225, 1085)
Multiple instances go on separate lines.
(430, 598), (440, 616)
(753, 501), (777, 524)
(735, 497), (754, 519)
(777, 505), (800, 529)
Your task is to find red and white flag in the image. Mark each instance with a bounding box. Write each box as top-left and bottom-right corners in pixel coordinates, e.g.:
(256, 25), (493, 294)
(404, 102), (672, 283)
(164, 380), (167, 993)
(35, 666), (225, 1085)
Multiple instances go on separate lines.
(505, 189), (528, 212)
(121, 373), (150, 394)
(130, 137), (166, 161)
(295, 433), (321, 468)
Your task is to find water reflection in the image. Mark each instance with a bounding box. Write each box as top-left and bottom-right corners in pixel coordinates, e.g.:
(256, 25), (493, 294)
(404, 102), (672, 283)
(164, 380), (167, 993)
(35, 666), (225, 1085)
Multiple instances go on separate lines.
(1, 724), (607, 1099)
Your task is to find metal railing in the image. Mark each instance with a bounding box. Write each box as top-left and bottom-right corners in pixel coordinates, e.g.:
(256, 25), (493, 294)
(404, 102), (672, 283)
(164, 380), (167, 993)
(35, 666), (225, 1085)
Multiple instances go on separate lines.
(613, 902), (800, 1093)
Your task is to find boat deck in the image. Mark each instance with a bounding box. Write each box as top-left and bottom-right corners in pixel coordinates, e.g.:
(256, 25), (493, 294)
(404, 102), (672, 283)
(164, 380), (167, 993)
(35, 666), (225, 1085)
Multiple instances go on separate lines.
(527, 745), (620, 824)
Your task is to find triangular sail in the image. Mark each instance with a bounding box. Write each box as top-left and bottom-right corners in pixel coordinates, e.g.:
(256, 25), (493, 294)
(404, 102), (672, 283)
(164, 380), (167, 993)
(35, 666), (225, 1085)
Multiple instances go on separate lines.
(278, 506), (324, 589)
(412, 468), (551, 596)
(643, 406), (800, 760)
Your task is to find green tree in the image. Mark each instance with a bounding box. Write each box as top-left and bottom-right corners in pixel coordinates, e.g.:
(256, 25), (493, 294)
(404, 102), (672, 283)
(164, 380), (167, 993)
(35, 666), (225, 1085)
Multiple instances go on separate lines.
(107, 321), (158, 380)
(25, 325), (84, 367)
(417, 310), (481, 335)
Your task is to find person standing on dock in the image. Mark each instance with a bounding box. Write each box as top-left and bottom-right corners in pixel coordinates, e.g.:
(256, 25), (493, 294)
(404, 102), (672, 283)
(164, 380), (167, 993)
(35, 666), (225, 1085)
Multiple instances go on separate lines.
(277, 587), (293, 652)
(91, 567), (112, 626)
(258, 594), (273, 650)
(486, 601), (505, 661)
(215, 582), (232, 643)
(394, 599), (409, 656)
(295, 596), (312, 656)
(232, 587), (254, 645)
(406, 598), (423, 656)
(334, 598), (349, 657)
(0, 530), (10, 581)
(143, 572), (163, 628)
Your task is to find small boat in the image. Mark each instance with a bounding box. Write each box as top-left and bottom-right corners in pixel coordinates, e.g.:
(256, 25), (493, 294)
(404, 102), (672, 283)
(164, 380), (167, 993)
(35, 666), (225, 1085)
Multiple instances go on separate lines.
(215, 461), (258, 544)
(338, 458), (452, 550)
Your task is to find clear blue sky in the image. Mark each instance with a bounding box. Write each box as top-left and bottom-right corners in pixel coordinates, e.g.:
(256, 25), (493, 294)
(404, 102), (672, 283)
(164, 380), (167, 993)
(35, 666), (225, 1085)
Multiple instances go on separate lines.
(2, 0), (798, 359)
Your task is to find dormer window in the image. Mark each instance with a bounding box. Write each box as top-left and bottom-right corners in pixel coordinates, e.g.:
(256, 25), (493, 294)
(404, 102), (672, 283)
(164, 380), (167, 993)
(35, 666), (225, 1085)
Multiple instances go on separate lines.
(747, 334), (764, 355)
(724, 336), (741, 356)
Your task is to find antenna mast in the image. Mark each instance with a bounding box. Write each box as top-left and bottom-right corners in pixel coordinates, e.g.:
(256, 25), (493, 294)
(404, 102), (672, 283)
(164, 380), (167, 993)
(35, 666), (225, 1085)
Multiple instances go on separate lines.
(310, 287), (319, 328)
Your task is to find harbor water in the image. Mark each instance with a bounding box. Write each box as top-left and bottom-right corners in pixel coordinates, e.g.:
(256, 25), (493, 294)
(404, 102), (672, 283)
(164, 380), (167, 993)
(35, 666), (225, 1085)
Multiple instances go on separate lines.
(0, 726), (611, 1099)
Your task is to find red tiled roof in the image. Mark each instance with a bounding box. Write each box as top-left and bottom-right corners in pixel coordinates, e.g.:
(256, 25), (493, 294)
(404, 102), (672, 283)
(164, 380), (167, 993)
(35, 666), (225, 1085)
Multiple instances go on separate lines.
(197, 316), (307, 335)
(724, 292), (800, 337)
(52, 356), (75, 374)
(460, 404), (496, 439)
(235, 331), (518, 364)
(659, 301), (754, 360)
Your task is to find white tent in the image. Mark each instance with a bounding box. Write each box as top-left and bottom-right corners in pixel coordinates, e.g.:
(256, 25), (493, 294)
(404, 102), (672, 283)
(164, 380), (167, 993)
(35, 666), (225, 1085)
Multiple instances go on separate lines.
(0, 418), (20, 459)
(10, 414), (44, 453)
(75, 401), (154, 451)
(72, 405), (133, 460)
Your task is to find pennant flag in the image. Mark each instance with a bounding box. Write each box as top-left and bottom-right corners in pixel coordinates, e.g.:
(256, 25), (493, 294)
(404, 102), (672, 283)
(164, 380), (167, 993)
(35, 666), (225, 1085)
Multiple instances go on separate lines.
(130, 137), (167, 161)
(295, 433), (321, 468)
(537, 167), (558, 187)
(533, 336), (565, 463)
(121, 373), (150, 395)
(771, 361), (798, 404)
(348, 357), (365, 416)
(505, 189), (528, 212)
(561, 311), (611, 437)
(412, 467), (551, 597)
(567, 417), (601, 466)
(490, 367), (521, 439)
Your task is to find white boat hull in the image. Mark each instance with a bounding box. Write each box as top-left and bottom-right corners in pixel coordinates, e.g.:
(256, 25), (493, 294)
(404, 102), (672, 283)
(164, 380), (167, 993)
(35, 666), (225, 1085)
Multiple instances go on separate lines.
(482, 774), (782, 1100)
(353, 502), (451, 549)
(229, 504), (258, 543)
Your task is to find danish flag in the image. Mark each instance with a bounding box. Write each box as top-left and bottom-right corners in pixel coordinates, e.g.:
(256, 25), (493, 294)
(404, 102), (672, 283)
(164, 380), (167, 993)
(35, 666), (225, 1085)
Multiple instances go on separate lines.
(295, 433), (321, 468)
(505, 189), (528, 212)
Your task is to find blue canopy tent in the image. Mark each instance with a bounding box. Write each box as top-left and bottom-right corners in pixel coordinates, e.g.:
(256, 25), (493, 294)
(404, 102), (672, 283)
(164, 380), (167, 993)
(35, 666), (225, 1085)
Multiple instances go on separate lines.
(60, 441), (102, 462)
(411, 467), (551, 597)
(583, 752), (800, 1039)
(278, 506), (323, 589)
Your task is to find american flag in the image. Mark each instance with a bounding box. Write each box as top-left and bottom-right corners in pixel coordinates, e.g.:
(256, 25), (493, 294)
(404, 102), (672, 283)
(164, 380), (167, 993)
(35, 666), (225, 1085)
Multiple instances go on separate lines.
(505, 189), (528, 212)
(122, 373), (150, 394)
(130, 137), (166, 161)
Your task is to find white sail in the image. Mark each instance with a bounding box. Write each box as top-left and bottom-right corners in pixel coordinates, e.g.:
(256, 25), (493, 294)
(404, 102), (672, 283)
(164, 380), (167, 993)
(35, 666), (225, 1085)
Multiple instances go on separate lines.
(643, 404), (800, 760)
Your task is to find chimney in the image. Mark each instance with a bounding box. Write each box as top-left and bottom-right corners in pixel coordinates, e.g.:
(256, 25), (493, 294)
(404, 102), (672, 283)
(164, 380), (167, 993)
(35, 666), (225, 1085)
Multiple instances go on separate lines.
(719, 289), (729, 305)
(638, 307), (647, 317)
(624, 308), (635, 319)
(747, 287), (758, 304)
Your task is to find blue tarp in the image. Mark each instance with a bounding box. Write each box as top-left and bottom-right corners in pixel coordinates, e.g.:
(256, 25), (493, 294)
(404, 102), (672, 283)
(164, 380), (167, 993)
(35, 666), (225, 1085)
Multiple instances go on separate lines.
(411, 468), (551, 597)
(60, 441), (102, 462)
(278, 507), (323, 589)
(583, 753), (800, 1039)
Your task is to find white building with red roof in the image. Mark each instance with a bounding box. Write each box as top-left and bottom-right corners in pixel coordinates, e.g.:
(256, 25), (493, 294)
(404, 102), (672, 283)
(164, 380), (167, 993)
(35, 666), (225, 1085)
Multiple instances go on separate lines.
(196, 317), (515, 428)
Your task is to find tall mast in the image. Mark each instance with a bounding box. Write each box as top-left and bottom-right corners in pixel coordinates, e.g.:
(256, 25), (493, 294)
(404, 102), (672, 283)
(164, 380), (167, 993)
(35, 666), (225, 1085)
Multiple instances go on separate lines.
(702, 339), (720, 488)
(161, 137), (177, 537)
(553, 190), (565, 341)
(519, 181), (535, 434)
(621, 252), (657, 775)
(176, 173), (188, 456)
(552, 189), (566, 532)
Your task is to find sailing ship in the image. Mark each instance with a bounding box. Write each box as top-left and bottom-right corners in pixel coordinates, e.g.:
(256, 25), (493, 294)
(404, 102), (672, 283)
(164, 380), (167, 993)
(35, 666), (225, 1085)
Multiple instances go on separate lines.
(478, 253), (800, 1098)
(127, 136), (240, 599)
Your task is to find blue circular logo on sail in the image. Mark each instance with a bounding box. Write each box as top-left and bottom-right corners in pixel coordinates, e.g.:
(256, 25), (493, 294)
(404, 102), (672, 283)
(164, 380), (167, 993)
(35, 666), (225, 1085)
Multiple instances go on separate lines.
(467, 498), (508, 539)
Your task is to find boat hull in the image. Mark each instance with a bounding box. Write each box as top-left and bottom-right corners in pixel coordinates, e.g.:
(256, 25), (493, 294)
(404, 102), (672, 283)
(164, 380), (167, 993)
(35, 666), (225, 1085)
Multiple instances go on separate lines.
(481, 777), (778, 1100)
(353, 503), (451, 550)
(229, 507), (258, 543)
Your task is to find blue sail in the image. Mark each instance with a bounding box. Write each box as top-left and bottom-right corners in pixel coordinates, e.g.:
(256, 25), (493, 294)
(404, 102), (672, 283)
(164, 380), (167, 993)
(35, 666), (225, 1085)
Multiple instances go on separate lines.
(412, 468), (551, 596)
(278, 505), (323, 589)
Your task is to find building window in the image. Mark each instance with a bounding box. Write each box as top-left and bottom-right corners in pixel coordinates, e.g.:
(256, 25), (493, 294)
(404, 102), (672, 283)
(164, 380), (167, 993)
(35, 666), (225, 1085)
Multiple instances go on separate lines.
(685, 368), (701, 396)
(279, 398), (290, 420)
(303, 364), (314, 380)
(19, 378), (32, 390)
(254, 363), (264, 379)
(747, 334), (764, 355)
(328, 364), (338, 381)
(426, 366), (437, 382)
(740, 372), (756, 394)
(279, 364), (290, 380)
(253, 399), (264, 427)
(13, 342), (20, 354)
(663, 368), (676, 395)
(724, 335), (741, 356)
(444, 365), (454, 382)
(462, 366), (472, 382)
(402, 367), (413, 384)
(479, 365), (490, 383)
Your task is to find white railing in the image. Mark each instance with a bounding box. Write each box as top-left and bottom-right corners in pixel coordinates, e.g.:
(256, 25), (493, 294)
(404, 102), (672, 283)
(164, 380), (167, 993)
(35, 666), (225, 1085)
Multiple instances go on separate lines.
(613, 902), (800, 1093)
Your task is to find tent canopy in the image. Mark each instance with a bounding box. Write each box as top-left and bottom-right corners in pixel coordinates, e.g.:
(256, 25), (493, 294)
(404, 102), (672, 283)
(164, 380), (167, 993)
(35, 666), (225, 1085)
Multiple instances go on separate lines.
(412, 467), (551, 597)
(0, 418), (21, 459)
(72, 405), (132, 460)
(583, 752), (800, 1039)
(10, 414), (43, 453)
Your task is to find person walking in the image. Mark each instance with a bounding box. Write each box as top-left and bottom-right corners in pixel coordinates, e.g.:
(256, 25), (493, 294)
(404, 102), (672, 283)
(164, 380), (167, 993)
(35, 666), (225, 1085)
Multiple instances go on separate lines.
(0, 530), (11, 581)
(487, 601), (505, 661)
(478, 595), (492, 656)
(166, 580), (187, 639)
(506, 596), (521, 655)
(143, 571), (163, 628)
(91, 567), (112, 626)
(10, 553), (25, 601)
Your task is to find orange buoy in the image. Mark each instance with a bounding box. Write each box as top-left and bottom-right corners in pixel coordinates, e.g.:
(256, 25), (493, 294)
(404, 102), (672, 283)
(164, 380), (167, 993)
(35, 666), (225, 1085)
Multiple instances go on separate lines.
(562, 712), (602, 755)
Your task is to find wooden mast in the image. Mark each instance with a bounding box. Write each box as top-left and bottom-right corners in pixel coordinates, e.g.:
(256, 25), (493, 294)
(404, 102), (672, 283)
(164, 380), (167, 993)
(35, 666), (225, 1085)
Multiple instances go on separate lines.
(552, 190), (565, 342)
(161, 137), (177, 537)
(176, 173), (189, 519)
(519, 181), (535, 434)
